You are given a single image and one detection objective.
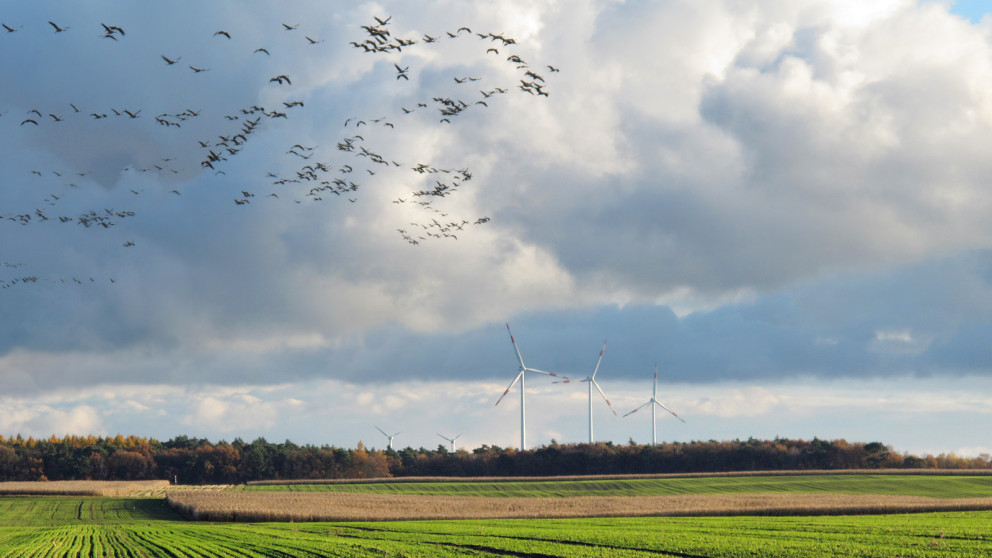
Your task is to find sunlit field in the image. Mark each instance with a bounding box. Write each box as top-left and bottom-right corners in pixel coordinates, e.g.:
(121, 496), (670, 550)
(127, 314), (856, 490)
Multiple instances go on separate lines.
(0, 496), (991, 557)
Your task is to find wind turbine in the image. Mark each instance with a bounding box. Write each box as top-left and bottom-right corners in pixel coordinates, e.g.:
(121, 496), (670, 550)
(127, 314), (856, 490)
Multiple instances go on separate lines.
(496, 323), (569, 451)
(554, 340), (616, 443)
(437, 433), (462, 452)
(375, 426), (401, 450)
(623, 364), (684, 445)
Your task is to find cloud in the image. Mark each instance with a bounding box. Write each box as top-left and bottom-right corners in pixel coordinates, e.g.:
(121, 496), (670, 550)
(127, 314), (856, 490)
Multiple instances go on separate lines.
(2, 1), (992, 459)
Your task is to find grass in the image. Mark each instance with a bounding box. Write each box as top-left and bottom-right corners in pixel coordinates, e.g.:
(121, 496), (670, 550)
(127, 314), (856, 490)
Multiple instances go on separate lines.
(0, 497), (991, 556)
(244, 473), (992, 498)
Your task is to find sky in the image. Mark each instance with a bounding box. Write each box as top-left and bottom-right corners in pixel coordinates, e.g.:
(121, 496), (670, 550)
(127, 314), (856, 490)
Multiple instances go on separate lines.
(2, 0), (992, 458)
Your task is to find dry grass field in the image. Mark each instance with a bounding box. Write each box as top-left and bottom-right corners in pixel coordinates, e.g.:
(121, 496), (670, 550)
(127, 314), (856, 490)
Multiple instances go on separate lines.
(165, 490), (992, 522)
(246, 468), (992, 485)
(0, 480), (171, 497)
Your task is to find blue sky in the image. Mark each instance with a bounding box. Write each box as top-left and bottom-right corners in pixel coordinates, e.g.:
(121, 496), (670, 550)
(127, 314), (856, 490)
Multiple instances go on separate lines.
(2, 0), (992, 458)
(946, 0), (992, 22)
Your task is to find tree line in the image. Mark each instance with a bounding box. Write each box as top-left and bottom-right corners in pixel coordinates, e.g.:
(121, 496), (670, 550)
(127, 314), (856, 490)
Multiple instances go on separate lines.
(0, 434), (988, 484)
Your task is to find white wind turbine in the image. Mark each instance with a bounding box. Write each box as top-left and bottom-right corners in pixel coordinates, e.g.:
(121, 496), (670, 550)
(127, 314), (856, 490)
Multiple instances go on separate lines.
(437, 433), (462, 452)
(375, 426), (401, 450)
(496, 323), (569, 451)
(623, 364), (684, 445)
(554, 340), (616, 443)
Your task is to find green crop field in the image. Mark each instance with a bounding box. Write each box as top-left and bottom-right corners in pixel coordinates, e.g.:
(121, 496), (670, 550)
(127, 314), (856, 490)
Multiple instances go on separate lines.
(0, 497), (990, 557)
(245, 473), (992, 498)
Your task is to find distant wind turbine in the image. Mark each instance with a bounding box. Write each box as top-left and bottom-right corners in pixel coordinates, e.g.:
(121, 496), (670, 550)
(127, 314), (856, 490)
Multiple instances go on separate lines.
(437, 433), (462, 452)
(623, 364), (684, 445)
(496, 323), (569, 450)
(375, 426), (401, 450)
(554, 340), (616, 443)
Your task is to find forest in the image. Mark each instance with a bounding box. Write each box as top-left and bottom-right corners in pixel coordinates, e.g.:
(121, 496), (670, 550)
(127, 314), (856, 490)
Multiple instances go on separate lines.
(0, 435), (988, 484)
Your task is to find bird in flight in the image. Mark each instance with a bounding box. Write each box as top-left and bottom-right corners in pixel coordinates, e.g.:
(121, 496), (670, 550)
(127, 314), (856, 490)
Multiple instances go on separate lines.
(282, 23), (298, 30)
(269, 74), (291, 85)
(161, 55), (181, 65)
(214, 30), (231, 38)
(2, 23), (19, 33)
(100, 23), (124, 36)
(48, 21), (69, 33)
(254, 48), (270, 55)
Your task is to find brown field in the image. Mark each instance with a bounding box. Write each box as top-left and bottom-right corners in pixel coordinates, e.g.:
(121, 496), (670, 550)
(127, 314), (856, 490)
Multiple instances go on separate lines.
(246, 468), (992, 486)
(165, 491), (992, 522)
(0, 480), (172, 497)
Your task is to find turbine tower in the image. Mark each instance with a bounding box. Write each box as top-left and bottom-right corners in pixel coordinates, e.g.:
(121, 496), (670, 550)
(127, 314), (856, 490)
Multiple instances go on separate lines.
(496, 323), (568, 451)
(375, 426), (401, 450)
(554, 340), (616, 443)
(437, 433), (462, 452)
(623, 364), (684, 445)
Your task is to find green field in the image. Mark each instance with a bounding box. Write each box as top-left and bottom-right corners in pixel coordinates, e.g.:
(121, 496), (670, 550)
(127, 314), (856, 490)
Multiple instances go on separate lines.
(245, 473), (992, 498)
(0, 497), (990, 557)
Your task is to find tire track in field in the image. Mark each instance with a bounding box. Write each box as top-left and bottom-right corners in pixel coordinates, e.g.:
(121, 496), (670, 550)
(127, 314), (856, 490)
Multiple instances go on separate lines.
(340, 525), (714, 558)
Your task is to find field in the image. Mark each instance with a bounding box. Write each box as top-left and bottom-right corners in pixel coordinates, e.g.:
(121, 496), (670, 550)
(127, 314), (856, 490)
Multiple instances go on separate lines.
(0, 497), (991, 556)
(244, 473), (992, 498)
(2, 474), (992, 556)
(0, 480), (171, 497)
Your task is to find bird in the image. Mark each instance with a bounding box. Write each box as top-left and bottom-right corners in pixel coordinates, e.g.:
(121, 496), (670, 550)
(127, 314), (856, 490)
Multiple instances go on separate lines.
(214, 30), (231, 38)
(100, 23), (124, 36)
(281, 23), (298, 30)
(161, 55), (181, 65)
(269, 74), (291, 85)
(189, 65), (209, 72)
(2, 23), (19, 33)
(374, 15), (392, 26)
(48, 21), (69, 33)
(305, 36), (320, 44)
(48, 114), (63, 122)
(20, 119), (38, 126)
(254, 48), (270, 55)
(547, 65), (560, 72)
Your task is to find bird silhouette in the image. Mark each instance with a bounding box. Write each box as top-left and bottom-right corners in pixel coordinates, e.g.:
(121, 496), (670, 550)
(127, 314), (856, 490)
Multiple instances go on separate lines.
(48, 21), (69, 33)
(269, 74), (291, 85)
(214, 30), (231, 38)
(161, 55), (181, 65)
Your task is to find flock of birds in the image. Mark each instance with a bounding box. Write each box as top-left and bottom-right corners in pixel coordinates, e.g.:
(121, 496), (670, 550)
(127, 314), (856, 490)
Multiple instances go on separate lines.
(0, 12), (559, 289)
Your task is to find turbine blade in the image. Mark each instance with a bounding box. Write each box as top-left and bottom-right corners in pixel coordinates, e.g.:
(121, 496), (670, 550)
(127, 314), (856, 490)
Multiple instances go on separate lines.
(590, 339), (607, 379)
(653, 363), (658, 398)
(506, 323), (526, 369)
(375, 426), (388, 436)
(592, 379), (617, 415)
(654, 400), (686, 423)
(623, 400), (652, 417)
(495, 371), (523, 406)
(527, 367), (568, 380)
